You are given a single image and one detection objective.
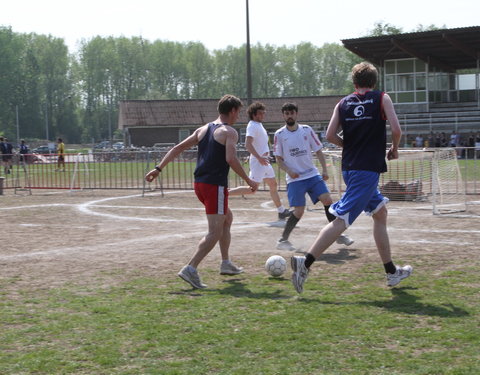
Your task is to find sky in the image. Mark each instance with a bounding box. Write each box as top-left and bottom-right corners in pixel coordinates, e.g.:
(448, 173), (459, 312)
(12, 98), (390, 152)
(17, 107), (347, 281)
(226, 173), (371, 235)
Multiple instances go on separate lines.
(1, 0), (479, 53)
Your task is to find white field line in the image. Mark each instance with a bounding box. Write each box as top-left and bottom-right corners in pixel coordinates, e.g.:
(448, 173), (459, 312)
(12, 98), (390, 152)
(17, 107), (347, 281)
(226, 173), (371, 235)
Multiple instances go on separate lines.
(2, 192), (479, 261)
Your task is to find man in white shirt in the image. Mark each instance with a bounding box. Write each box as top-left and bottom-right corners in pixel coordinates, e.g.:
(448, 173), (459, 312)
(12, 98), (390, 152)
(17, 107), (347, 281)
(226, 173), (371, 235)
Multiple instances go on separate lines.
(245, 102), (291, 221)
(274, 102), (353, 251)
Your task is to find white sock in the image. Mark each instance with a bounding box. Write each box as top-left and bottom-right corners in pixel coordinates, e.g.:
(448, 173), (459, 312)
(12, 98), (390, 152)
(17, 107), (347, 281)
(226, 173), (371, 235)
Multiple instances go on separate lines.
(277, 205), (285, 213)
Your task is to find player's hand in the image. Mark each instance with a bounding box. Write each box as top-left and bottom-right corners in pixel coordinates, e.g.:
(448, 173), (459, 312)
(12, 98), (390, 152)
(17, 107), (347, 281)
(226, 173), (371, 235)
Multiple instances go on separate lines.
(288, 171), (300, 179)
(322, 172), (329, 181)
(247, 179), (259, 192)
(387, 147), (399, 160)
(145, 169), (159, 182)
(259, 156), (270, 166)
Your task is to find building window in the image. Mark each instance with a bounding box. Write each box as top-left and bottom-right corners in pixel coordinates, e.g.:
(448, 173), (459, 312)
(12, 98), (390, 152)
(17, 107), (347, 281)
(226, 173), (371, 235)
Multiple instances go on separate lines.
(179, 129), (190, 142)
(384, 58), (427, 104)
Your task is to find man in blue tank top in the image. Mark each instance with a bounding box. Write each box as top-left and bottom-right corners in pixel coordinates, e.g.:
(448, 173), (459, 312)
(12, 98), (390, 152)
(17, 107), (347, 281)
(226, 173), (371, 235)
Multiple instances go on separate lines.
(145, 95), (258, 289)
(291, 62), (413, 293)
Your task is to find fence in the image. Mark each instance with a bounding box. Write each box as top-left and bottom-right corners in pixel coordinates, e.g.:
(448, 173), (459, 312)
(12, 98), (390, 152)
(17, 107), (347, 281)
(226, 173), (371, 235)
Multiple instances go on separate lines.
(1, 148), (479, 196)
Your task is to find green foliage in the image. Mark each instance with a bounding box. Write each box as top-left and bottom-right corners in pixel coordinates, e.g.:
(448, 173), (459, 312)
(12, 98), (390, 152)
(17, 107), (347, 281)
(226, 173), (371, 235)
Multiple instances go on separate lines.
(0, 27), (367, 144)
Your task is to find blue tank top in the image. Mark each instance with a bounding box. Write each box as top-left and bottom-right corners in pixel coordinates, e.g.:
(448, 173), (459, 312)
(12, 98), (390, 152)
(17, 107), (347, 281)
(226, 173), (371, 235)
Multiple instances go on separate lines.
(338, 90), (387, 173)
(194, 122), (230, 186)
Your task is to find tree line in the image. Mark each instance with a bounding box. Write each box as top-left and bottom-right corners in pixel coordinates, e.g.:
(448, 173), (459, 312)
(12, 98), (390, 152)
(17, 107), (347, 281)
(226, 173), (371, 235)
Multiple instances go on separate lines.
(0, 22), (439, 144)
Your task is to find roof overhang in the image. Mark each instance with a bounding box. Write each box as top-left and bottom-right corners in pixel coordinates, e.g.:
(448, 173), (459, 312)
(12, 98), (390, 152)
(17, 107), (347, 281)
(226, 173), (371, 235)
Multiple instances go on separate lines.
(342, 26), (480, 73)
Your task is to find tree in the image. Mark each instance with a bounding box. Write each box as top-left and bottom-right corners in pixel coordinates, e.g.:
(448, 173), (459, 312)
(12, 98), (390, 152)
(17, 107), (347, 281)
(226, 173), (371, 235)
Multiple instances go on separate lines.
(368, 22), (403, 36)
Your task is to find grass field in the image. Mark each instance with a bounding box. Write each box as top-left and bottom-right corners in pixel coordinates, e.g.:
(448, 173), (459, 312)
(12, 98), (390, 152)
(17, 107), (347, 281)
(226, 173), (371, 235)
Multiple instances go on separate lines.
(1, 190), (479, 374)
(1, 265), (479, 374)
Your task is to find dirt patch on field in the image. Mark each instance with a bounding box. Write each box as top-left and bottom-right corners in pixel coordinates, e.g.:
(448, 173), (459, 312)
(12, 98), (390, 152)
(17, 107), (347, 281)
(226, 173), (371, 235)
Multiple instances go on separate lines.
(1, 189), (479, 293)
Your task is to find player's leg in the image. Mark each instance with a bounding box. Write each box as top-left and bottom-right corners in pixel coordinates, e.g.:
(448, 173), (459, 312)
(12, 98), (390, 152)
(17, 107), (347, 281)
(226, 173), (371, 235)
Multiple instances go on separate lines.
(178, 183), (226, 288)
(264, 176), (290, 219)
(369, 198), (413, 286)
(277, 181), (306, 251)
(219, 208), (243, 275)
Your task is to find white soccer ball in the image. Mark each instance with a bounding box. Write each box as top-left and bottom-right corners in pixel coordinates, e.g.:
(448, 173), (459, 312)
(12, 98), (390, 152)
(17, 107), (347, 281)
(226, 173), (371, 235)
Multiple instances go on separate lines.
(265, 255), (287, 277)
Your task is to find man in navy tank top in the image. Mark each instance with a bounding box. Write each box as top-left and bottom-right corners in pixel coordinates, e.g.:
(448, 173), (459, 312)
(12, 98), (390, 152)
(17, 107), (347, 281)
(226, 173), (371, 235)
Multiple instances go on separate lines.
(145, 95), (258, 289)
(291, 62), (413, 293)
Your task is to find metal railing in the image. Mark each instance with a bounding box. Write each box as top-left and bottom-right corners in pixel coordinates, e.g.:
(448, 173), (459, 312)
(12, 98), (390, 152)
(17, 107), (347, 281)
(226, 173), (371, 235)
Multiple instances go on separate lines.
(1, 148), (479, 195)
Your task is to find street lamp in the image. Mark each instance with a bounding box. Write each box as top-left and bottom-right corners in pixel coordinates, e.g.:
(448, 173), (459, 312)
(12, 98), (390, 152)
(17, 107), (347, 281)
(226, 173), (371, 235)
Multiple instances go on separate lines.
(45, 102), (49, 141)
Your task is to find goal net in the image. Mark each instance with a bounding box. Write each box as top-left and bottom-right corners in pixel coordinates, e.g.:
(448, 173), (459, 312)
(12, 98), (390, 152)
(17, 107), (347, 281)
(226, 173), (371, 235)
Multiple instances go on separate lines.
(323, 148), (466, 215)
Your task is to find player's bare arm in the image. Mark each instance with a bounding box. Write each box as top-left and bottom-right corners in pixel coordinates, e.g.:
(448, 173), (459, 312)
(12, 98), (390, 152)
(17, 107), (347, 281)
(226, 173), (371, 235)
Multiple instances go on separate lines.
(326, 104), (344, 148)
(276, 155), (299, 179)
(315, 149), (329, 181)
(145, 126), (204, 182)
(383, 94), (402, 160)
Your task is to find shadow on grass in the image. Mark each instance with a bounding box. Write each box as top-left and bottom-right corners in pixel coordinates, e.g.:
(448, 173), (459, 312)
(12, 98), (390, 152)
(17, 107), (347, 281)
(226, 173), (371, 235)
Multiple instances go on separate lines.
(215, 278), (290, 300)
(317, 248), (359, 265)
(295, 287), (469, 318)
(361, 287), (470, 317)
(168, 278), (291, 300)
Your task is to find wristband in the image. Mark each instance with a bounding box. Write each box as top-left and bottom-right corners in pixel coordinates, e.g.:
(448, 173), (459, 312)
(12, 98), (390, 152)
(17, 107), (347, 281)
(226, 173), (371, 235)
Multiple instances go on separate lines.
(155, 166), (162, 172)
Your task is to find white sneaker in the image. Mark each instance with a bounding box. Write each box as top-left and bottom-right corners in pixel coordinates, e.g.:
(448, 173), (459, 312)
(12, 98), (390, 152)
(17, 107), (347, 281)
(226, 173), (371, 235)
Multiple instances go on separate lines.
(276, 239), (297, 252)
(290, 256), (309, 293)
(386, 265), (413, 287)
(220, 261), (244, 275)
(336, 234), (354, 246)
(178, 265), (207, 289)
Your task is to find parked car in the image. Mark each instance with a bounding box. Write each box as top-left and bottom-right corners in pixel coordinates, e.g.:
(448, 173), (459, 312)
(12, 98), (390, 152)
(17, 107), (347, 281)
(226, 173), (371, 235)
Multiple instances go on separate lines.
(112, 142), (125, 150)
(32, 145), (53, 154)
(93, 141), (111, 150)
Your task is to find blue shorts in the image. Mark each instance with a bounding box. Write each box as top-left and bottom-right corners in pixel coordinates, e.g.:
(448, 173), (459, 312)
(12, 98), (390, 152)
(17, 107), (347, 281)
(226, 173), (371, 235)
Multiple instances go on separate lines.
(330, 170), (388, 228)
(287, 175), (329, 207)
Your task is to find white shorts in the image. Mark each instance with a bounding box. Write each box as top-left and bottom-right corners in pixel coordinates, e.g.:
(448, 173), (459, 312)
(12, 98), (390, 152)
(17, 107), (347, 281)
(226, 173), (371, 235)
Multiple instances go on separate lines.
(249, 156), (276, 183)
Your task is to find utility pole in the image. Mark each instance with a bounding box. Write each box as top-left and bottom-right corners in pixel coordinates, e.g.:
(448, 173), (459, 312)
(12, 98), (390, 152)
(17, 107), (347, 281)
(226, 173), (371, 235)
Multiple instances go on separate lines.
(246, 0), (252, 105)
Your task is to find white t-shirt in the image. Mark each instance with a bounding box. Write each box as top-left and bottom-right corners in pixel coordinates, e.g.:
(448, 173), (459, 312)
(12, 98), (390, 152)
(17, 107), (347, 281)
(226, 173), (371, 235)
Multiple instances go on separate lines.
(246, 120), (270, 159)
(273, 124), (323, 184)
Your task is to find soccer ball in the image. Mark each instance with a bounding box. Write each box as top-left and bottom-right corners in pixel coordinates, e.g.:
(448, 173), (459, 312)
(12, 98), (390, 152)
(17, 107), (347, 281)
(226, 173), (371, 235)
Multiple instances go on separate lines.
(265, 255), (287, 277)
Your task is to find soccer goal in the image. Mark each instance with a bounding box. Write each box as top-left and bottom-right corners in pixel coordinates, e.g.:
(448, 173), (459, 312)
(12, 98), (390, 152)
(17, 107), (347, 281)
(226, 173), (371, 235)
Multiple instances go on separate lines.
(323, 148), (466, 215)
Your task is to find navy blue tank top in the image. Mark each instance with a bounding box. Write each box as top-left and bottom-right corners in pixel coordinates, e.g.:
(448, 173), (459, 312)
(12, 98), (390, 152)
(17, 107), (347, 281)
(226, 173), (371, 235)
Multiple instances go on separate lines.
(194, 123), (230, 186)
(338, 90), (387, 173)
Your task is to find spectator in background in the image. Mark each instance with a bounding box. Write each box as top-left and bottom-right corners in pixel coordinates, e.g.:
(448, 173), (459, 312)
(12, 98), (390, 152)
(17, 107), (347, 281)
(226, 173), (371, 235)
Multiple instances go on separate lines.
(440, 132), (448, 147)
(467, 132), (475, 159)
(0, 137), (13, 174)
(434, 133), (441, 147)
(426, 132), (434, 148)
(476, 132), (480, 158)
(19, 139), (29, 164)
(415, 134), (424, 148)
(56, 138), (66, 171)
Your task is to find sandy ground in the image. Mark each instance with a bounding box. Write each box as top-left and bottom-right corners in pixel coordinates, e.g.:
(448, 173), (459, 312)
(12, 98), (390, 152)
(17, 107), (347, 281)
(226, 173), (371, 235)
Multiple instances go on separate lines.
(1, 189), (479, 293)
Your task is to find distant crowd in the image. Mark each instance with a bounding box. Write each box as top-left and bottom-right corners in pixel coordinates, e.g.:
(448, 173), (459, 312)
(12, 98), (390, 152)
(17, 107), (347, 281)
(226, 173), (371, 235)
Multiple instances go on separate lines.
(410, 131), (480, 159)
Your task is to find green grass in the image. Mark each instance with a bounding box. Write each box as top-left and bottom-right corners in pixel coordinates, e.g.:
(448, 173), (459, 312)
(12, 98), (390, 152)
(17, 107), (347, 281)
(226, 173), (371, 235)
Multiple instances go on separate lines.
(1, 261), (478, 374)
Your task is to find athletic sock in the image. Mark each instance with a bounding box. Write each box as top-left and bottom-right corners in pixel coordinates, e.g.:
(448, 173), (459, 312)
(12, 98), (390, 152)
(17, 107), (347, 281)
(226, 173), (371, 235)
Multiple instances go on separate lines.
(280, 214), (300, 241)
(277, 205), (286, 213)
(384, 261), (397, 274)
(305, 253), (316, 269)
(324, 205), (336, 222)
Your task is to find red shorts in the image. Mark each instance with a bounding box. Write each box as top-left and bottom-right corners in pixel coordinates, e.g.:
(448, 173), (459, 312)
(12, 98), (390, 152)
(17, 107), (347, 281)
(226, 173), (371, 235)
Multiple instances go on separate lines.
(194, 182), (229, 215)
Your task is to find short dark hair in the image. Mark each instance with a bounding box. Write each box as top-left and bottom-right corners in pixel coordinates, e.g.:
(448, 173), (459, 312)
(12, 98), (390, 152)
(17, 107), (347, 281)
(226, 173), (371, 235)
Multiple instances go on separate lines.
(281, 102), (298, 113)
(247, 102), (266, 120)
(351, 62), (378, 89)
(218, 94), (243, 115)
(58, 138), (63, 142)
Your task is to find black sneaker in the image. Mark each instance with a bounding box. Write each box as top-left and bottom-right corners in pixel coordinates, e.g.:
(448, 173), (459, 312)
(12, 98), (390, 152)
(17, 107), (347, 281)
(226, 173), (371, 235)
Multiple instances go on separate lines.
(278, 209), (292, 220)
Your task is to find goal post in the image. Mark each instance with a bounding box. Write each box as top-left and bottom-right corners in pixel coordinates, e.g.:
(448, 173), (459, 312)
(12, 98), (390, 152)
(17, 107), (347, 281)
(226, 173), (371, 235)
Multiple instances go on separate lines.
(322, 148), (466, 215)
